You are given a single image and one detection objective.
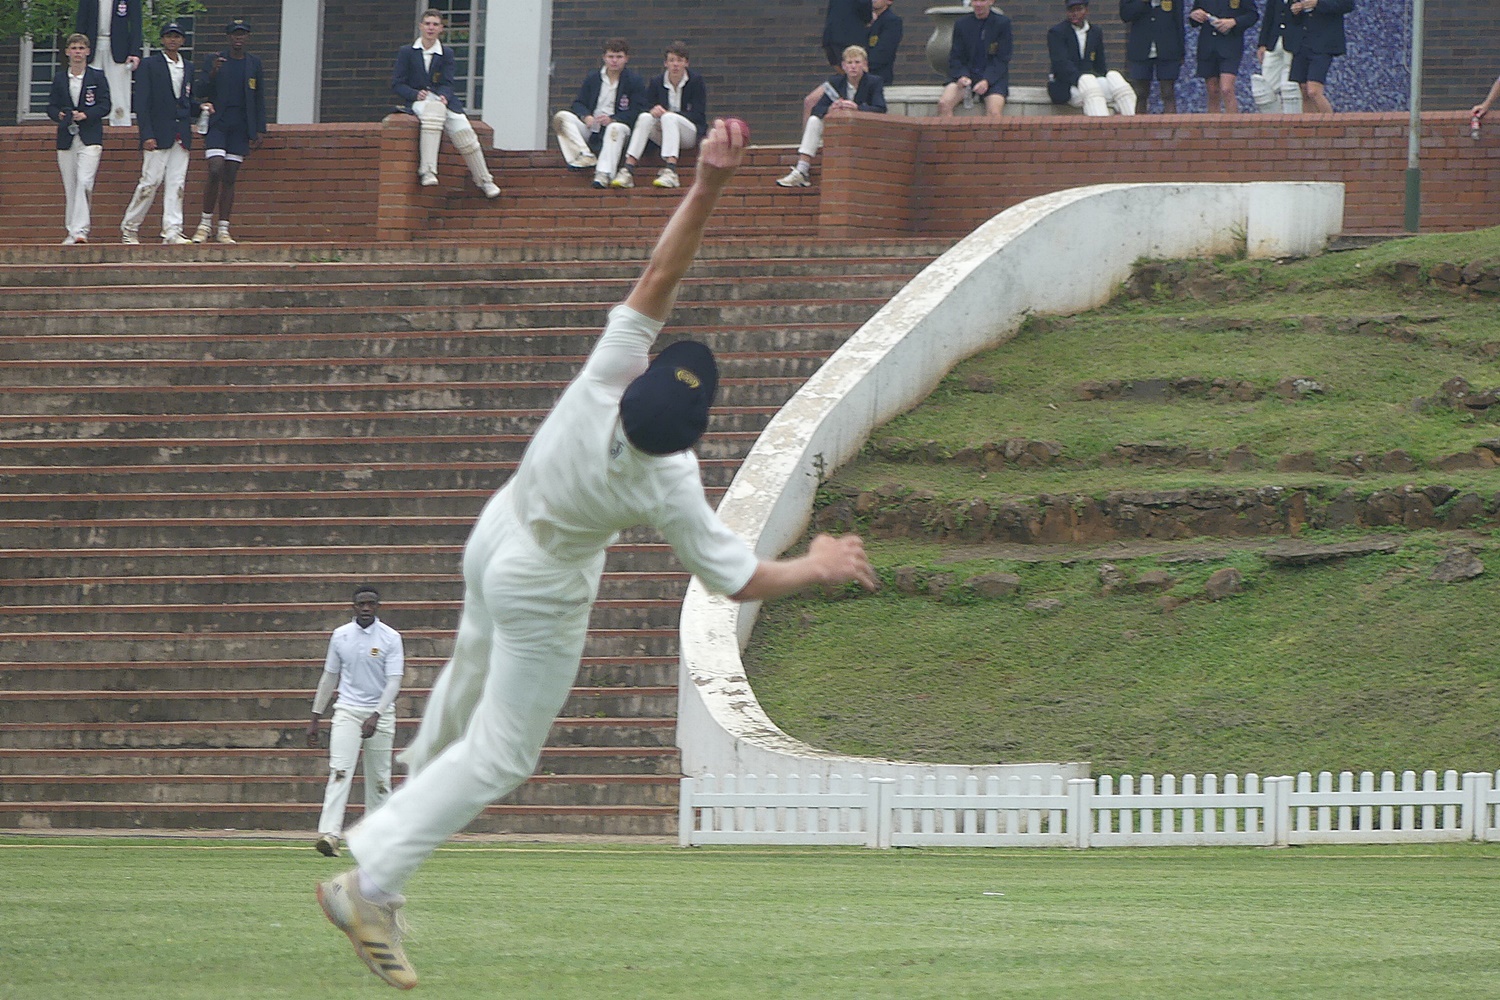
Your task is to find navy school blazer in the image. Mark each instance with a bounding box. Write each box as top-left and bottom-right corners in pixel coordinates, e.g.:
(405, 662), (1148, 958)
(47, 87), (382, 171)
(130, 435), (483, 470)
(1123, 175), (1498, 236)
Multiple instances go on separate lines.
(391, 43), (464, 114)
(47, 65), (110, 149)
(643, 71), (709, 137)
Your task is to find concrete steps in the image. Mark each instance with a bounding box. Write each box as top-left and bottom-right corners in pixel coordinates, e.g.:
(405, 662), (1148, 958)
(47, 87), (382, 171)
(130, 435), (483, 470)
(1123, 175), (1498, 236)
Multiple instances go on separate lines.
(0, 236), (945, 836)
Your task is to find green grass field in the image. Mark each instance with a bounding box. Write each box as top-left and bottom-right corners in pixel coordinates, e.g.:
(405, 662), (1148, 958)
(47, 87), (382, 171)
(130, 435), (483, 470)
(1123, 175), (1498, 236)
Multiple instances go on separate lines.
(3, 837), (1499, 999)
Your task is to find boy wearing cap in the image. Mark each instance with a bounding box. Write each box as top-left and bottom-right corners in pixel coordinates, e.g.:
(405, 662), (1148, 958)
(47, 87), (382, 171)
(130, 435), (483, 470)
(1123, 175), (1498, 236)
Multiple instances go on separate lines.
(47, 33), (110, 245)
(74, 0), (141, 127)
(552, 38), (648, 188)
(610, 40), (708, 190)
(315, 117), (877, 990)
(193, 18), (266, 244)
(1120, 0), (1186, 113)
(121, 22), (205, 244)
(1047, 0), (1137, 116)
(391, 8), (500, 198)
(1189, 0), (1259, 112)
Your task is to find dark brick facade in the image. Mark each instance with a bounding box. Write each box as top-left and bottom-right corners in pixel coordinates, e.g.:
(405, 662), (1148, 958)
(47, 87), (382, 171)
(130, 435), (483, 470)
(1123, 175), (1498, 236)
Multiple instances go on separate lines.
(6, 3), (1500, 145)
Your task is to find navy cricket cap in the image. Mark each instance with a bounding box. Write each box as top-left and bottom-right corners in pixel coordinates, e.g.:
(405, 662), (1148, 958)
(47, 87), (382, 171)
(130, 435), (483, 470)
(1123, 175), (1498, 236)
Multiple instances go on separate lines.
(225, 18), (252, 33)
(619, 340), (719, 455)
(160, 22), (186, 36)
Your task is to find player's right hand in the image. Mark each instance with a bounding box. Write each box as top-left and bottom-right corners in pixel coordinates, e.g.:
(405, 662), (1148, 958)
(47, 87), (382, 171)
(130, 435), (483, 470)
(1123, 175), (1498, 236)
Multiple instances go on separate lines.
(305, 720), (320, 747)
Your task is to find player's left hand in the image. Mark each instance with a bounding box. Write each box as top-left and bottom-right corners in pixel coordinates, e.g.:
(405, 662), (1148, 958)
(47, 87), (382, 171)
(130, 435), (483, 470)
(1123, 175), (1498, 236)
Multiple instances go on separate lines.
(126, 56), (140, 71)
(361, 713), (380, 740)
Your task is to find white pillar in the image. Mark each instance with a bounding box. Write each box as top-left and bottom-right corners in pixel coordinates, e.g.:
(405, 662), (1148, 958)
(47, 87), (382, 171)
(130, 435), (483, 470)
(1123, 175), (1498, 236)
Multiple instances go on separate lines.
(277, 0), (324, 123)
(483, 0), (551, 149)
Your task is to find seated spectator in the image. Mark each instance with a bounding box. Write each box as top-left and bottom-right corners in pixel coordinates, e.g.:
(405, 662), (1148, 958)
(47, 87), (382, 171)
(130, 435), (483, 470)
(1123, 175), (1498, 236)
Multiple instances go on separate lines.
(805, 0), (874, 118)
(391, 8), (499, 197)
(552, 38), (647, 187)
(1047, 0), (1136, 116)
(776, 45), (886, 189)
(1190, 0), (1259, 112)
(610, 40), (708, 190)
(1120, 0), (1186, 114)
(936, 0), (1012, 118)
(865, 0), (903, 87)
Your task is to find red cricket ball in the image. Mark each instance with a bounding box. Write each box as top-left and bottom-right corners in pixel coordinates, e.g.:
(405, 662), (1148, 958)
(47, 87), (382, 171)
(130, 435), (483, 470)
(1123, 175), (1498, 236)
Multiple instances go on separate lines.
(724, 117), (750, 144)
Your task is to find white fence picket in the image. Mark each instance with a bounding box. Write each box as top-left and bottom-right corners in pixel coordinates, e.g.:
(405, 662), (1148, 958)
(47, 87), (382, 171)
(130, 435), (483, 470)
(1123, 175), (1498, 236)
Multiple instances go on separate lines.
(679, 766), (1500, 848)
(1284, 769), (1473, 844)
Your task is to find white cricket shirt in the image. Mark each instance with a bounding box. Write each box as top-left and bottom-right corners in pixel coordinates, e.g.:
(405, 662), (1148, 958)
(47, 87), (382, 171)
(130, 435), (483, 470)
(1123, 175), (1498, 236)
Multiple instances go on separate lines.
(323, 618), (405, 710)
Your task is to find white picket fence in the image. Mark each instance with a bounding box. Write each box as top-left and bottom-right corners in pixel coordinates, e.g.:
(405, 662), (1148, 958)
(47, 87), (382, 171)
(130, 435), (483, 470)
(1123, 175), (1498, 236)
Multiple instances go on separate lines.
(679, 769), (1500, 848)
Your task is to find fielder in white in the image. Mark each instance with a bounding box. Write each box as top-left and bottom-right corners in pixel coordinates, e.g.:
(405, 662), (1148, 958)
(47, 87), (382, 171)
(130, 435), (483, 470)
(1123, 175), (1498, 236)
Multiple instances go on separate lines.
(390, 8), (499, 198)
(307, 586), (404, 859)
(316, 118), (878, 991)
(120, 22), (204, 245)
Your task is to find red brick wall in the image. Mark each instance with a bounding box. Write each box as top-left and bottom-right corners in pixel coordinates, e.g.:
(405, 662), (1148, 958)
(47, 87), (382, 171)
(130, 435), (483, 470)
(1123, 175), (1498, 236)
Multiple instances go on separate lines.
(0, 124), (380, 243)
(3, 113), (1491, 245)
(819, 111), (1500, 238)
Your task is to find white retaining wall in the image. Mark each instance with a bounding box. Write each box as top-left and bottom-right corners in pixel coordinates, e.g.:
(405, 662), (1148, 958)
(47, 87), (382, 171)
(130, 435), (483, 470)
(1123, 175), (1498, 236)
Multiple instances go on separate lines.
(677, 182), (1346, 783)
(681, 769), (1500, 848)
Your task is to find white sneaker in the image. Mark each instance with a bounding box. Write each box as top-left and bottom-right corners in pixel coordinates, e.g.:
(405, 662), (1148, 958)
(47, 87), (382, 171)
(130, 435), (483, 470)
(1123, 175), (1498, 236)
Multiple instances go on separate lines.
(610, 167), (633, 189)
(161, 233), (192, 246)
(61, 234), (80, 246)
(215, 228), (236, 244)
(775, 168), (811, 188)
(317, 870), (417, 990)
(480, 180), (501, 199)
(191, 221), (212, 243)
(121, 228), (140, 245)
(418, 171), (438, 187)
(653, 167), (680, 189)
(571, 152), (598, 169)
(591, 171), (609, 189)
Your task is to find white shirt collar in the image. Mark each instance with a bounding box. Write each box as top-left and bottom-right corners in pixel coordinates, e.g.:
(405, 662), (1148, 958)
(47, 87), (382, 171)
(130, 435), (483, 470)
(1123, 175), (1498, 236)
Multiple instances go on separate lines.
(413, 38), (443, 55)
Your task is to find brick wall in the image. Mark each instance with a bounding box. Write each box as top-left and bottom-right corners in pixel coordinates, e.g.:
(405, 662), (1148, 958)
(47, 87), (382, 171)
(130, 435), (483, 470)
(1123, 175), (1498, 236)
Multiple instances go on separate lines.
(0, 123), (380, 243)
(2, 113), (1491, 247)
(818, 110), (1500, 238)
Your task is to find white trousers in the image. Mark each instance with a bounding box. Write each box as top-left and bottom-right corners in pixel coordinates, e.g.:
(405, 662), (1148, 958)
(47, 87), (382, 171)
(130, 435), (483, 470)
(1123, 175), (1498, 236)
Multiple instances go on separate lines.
(1069, 71), (1137, 116)
(412, 99), (494, 186)
(121, 142), (190, 238)
(57, 138), (103, 238)
(627, 111), (699, 162)
(347, 488), (601, 892)
(553, 110), (630, 175)
(318, 705), (397, 838)
(90, 42), (133, 126)
(1251, 40), (1303, 113)
(797, 115), (826, 159)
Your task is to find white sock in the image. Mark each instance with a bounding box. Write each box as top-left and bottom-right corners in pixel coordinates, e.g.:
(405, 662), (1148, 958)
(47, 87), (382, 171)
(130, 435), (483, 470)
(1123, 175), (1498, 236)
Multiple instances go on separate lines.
(795, 162), (811, 177)
(199, 212), (213, 227)
(217, 221), (230, 233)
(357, 868), (399, 904)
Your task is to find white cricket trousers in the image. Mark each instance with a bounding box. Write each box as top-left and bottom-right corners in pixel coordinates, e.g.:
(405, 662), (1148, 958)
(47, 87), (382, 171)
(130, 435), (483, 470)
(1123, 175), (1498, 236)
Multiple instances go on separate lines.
(347, 488), (601, 892)
(57, 137), (103, 239)
(796, 115), (827, 159)
(1068, 71), (1137, 116)
(1252, 40), (1303, 113)
(412, 99), (495, 186)
(121, 142), (190, 238)
(318, 705), (397, 838)
(627, 111), (699, 162)
(553, 110), (630, 175)
(89, 43), (133, 126)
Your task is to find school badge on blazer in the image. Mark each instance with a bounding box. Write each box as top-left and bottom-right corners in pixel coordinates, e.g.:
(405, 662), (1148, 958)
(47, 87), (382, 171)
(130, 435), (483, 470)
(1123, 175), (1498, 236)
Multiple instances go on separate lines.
(988, 41), (998, 54)
(431, 71), (443, 83)
(248, 77), (257, 89)
(1161, 1), (1172, 9)
(83, 85), (97, 106)
(869, 33), (879, 46)
(116, 0), (128, 15)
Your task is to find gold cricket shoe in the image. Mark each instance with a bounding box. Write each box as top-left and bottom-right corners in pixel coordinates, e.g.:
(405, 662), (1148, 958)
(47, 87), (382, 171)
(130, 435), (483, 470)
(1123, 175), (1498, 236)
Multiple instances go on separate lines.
(316, 870), (417, 990)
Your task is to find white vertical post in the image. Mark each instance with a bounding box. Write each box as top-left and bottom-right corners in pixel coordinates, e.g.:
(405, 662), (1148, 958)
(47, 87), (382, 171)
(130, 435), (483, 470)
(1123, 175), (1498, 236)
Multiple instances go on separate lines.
(678, 776), (695, 847)
(277, 0), (325, 124)
(483, 0), (552, 149)
(1068, 778), (1092, 849)
(870, 778), (895, 848)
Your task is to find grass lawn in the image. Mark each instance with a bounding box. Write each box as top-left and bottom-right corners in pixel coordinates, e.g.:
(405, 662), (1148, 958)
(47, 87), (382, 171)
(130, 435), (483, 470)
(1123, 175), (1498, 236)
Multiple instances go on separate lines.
(2, 837), (1498, 999)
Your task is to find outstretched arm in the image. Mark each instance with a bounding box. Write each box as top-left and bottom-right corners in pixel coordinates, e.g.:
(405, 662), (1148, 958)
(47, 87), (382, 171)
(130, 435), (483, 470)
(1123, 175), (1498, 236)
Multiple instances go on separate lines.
(730, 533), (879, 602)
(1474, 74), (1500, 118)
(624, 118), (748, 321)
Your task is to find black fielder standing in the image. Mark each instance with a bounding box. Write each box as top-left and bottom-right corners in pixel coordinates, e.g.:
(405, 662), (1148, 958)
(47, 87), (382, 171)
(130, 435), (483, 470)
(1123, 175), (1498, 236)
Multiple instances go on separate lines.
(193, 18), (267, 244)
(1120, 0), (1187, 113)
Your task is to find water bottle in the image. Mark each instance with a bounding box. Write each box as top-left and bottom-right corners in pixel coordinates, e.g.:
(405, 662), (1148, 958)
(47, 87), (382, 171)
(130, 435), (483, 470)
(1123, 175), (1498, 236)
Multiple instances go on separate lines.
(196, 108), (210, 135)
(1472, 114), (1483, 141)
(962, 85), (975, 110)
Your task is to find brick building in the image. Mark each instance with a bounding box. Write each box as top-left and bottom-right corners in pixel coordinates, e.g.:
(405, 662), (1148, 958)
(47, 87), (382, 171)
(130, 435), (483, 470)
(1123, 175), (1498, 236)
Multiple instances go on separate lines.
(4, 2), (1497, 145)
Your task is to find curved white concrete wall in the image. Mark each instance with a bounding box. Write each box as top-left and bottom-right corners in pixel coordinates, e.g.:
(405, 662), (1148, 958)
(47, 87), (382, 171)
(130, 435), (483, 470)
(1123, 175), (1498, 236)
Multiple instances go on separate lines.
(678, 181), (1345, 782)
